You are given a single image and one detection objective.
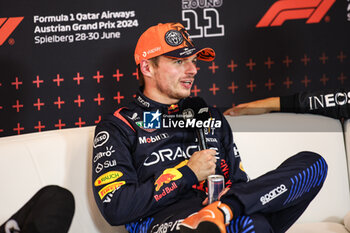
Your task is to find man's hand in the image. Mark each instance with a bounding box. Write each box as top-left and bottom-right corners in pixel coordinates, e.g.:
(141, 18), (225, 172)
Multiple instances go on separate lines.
(223, 97), (281, 116)
(187, 149), (217, 182)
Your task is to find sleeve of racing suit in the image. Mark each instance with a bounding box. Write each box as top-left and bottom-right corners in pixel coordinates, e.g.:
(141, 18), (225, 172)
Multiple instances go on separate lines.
(217, 110), (249, 187)
(280, 89), (350, 119)
(92, 118), (198, 226)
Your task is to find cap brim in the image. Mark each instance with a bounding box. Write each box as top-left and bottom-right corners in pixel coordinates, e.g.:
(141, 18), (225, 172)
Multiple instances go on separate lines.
(163, 47), (215, 61)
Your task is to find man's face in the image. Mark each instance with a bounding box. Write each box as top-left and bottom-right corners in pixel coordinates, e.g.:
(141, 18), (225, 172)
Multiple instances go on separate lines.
(149, 55), (198, 104)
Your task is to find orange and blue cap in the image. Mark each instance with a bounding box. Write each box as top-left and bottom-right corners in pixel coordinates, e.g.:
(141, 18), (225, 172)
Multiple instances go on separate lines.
(134, 22), (215, 65)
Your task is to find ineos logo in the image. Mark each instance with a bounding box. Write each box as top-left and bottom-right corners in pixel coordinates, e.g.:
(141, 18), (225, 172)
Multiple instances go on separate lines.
(309, 92), (350, 110)
(94, 131), (109, 148)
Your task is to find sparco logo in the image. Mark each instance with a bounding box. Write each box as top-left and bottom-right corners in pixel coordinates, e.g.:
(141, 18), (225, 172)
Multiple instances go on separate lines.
(94, 131), (109, 148)
(256, 0), (336, 27)
(139, 133), (169, 144)
(260, 184), (287, 205)
(0, 17), (24, 46)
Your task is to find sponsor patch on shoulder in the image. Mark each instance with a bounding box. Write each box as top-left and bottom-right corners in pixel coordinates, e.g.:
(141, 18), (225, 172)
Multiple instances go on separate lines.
(99, 181), (126, 199)
(94, 171), (123, 186)
(94, 131), (109, 148)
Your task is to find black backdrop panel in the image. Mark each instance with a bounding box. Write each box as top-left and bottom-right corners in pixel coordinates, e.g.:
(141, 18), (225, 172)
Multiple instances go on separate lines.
(1, 0), (349, 136)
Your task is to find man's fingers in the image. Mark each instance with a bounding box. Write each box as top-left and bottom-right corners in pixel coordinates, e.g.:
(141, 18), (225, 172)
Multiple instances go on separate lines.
(202, 197), (208, 205)
(187, 149), (218, 181)
(218, 187), (230, 200)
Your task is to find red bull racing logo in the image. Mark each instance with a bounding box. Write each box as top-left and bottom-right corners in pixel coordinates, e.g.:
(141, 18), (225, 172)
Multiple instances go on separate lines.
(153, 161), (188, 201)
(168, 104), (179, 114)
(154, 168), (182, 191)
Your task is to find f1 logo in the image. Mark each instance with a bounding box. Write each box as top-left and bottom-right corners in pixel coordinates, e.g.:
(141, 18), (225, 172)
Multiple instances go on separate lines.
(256, 0), (335, 27)
(0, 17), (24, 46)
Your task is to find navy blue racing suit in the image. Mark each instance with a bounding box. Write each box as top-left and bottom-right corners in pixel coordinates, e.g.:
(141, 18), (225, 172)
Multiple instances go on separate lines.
(92, 90), (327, 233)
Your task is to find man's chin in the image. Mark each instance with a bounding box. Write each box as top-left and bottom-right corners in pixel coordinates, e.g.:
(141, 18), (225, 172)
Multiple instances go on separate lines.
(179, 91), (191, 99)
(171, 90), (191, 101)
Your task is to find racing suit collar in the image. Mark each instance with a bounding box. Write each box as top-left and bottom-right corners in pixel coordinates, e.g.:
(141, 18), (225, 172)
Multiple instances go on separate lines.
(134, 87), (185, 114)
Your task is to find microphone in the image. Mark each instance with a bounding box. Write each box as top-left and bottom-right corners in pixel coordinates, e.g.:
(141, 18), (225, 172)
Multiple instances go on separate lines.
(196, 125), (207, 150)
(182, 97), (210, 150)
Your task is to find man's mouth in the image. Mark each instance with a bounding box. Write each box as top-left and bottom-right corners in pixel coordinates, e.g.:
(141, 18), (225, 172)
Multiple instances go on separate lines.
(180, 80), (193, 89)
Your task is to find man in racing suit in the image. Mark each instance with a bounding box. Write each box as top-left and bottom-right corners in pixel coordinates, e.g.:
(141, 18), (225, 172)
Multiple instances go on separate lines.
(92, 22), (327, 233)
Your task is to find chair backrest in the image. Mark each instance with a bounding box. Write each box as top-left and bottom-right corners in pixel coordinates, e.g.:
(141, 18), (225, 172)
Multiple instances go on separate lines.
(0, 126), (127, 233)
(343, 119), (350, 188)
(226, 113), (350, 223)
(1, 113), (349, 232)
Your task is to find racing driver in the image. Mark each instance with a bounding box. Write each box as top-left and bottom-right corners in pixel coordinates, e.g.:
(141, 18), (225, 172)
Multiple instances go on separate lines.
(92, 22), (327, 233)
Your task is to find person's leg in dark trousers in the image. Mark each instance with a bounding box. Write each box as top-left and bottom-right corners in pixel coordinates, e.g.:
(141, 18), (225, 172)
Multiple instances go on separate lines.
(0, 185), (75, 233)
(226, 213), (273, 233)
(222, 151), (327, 233)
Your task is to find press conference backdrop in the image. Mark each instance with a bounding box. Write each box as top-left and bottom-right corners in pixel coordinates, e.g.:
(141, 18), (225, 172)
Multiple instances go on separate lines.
(0, 0), (349, 136)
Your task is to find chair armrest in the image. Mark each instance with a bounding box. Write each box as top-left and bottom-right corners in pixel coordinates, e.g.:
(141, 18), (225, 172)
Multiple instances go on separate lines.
(344, 211), (350, 231)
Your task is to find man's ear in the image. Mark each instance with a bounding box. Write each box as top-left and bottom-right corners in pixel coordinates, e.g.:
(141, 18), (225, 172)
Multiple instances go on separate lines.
(139, 60), (153, 77)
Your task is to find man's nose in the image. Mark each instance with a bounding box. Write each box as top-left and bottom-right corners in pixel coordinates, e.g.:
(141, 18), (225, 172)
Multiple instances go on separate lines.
(186, 62), (198, 76)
